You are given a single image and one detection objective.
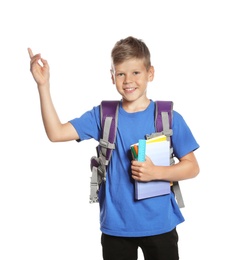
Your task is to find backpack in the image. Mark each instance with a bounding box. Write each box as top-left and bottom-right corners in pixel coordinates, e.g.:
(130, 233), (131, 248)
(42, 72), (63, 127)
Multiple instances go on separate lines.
(90, 100), (185, 208)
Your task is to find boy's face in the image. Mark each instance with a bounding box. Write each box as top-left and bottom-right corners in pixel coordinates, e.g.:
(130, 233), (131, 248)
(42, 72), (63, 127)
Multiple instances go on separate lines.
(111, 58), (154, 105)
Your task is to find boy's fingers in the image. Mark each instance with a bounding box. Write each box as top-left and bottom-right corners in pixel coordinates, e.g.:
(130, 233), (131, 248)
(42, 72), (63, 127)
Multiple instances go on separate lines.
(27, 48), (33, 58)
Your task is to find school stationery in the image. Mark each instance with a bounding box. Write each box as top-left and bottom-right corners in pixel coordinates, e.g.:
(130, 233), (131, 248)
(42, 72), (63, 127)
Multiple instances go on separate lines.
(131, 136), (171, 200)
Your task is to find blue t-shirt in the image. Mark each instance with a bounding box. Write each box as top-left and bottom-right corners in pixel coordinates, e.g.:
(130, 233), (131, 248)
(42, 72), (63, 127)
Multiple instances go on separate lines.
(69, 100), (199, 237)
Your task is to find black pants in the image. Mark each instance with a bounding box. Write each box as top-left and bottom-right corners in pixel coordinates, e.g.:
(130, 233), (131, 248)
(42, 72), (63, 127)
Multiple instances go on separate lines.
(101, 228), (179, 260)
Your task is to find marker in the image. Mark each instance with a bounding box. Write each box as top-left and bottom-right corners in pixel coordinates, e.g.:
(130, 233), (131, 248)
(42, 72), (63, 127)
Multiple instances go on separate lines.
(133, 144), (138, 155)
(131, 146), (137, 159)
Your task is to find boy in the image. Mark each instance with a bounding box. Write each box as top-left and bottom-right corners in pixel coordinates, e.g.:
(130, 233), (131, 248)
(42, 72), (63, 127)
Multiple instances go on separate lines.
(28, 36), (200, 260)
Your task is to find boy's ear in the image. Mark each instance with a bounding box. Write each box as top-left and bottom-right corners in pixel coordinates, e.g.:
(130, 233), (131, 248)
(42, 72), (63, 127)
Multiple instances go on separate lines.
(148, 66), (155, 82)
(110, 69), (115, 84)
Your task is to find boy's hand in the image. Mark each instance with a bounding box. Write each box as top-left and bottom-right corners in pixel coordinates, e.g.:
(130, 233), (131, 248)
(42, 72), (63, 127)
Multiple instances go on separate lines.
(28, 48), (50, 86)
(131, 156), (156, 182)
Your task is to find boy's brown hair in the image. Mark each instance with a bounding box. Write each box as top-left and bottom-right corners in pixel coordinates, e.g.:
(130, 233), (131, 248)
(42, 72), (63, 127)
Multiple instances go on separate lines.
(111, 36), (151, 70)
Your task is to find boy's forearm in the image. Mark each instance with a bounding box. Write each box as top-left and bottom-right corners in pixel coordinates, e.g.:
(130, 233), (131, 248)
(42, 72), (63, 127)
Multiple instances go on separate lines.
(155, 153), (199, 182)
(37, 83), (62, 142)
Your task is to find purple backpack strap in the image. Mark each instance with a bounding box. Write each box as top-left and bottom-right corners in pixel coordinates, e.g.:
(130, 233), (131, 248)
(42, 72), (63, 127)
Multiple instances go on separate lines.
(155, 100), (173, 136)
(155, 101), (185, 208)
(100, 100), (119, 164)
(89, 100), (119, 203)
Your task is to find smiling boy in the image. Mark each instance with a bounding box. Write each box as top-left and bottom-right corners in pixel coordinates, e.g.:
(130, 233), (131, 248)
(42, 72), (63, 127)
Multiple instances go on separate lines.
(28, 36), (200, 260)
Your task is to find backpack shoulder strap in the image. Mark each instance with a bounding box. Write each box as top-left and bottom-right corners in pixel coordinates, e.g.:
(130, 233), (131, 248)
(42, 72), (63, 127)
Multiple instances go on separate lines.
(155, 100), (173, 137)
(154, 100), (185, 208)
(99, 100), (120, 165)
(90, 100), (119, 203)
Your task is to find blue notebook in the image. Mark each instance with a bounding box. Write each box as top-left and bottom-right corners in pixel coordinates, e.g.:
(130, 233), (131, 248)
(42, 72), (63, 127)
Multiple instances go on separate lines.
(132, 138), (171, 200)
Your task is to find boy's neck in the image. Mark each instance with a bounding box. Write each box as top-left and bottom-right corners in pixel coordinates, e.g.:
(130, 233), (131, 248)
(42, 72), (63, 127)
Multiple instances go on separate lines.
(121, 98), (151, 113)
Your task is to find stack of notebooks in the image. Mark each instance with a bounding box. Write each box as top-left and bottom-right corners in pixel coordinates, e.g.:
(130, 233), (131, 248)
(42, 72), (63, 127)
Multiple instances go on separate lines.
(131, 135), (170, 200)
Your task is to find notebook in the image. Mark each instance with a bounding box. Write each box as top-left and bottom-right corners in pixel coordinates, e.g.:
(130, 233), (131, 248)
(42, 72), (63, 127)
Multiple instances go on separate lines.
(131, 136), (171, 200)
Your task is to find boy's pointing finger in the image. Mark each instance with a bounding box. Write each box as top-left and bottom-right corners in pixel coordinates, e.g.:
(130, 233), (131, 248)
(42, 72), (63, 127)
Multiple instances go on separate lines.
(27, 47), (33, 58)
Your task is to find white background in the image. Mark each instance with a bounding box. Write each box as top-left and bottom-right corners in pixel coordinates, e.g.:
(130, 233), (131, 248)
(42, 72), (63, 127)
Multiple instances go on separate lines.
(1, 0), (244, 259)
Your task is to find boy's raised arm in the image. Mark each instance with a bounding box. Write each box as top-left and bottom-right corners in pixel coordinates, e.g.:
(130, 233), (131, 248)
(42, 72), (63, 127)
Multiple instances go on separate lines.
(28, 48), (79, 142)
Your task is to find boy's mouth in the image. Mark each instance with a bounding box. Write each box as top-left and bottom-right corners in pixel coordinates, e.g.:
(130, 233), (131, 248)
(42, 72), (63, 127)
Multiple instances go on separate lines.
(124, 87), (136, 92)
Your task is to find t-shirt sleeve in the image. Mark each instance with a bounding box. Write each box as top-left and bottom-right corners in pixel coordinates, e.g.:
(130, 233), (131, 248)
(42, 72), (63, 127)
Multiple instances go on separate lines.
(172, 111), (200, 159)
(69, 105), (101, 142)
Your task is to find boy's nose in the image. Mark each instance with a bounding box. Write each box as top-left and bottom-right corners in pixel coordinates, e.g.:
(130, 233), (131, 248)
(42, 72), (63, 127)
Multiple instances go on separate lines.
(123, 75), (132, 84)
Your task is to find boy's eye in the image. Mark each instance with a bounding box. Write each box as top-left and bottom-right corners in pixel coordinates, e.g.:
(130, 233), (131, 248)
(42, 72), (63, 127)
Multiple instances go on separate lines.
(116, 72), (140, 77)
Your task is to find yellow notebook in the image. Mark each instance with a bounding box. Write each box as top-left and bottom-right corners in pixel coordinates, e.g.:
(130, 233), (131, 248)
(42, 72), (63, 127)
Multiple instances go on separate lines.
(146, 134), (167, 144)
